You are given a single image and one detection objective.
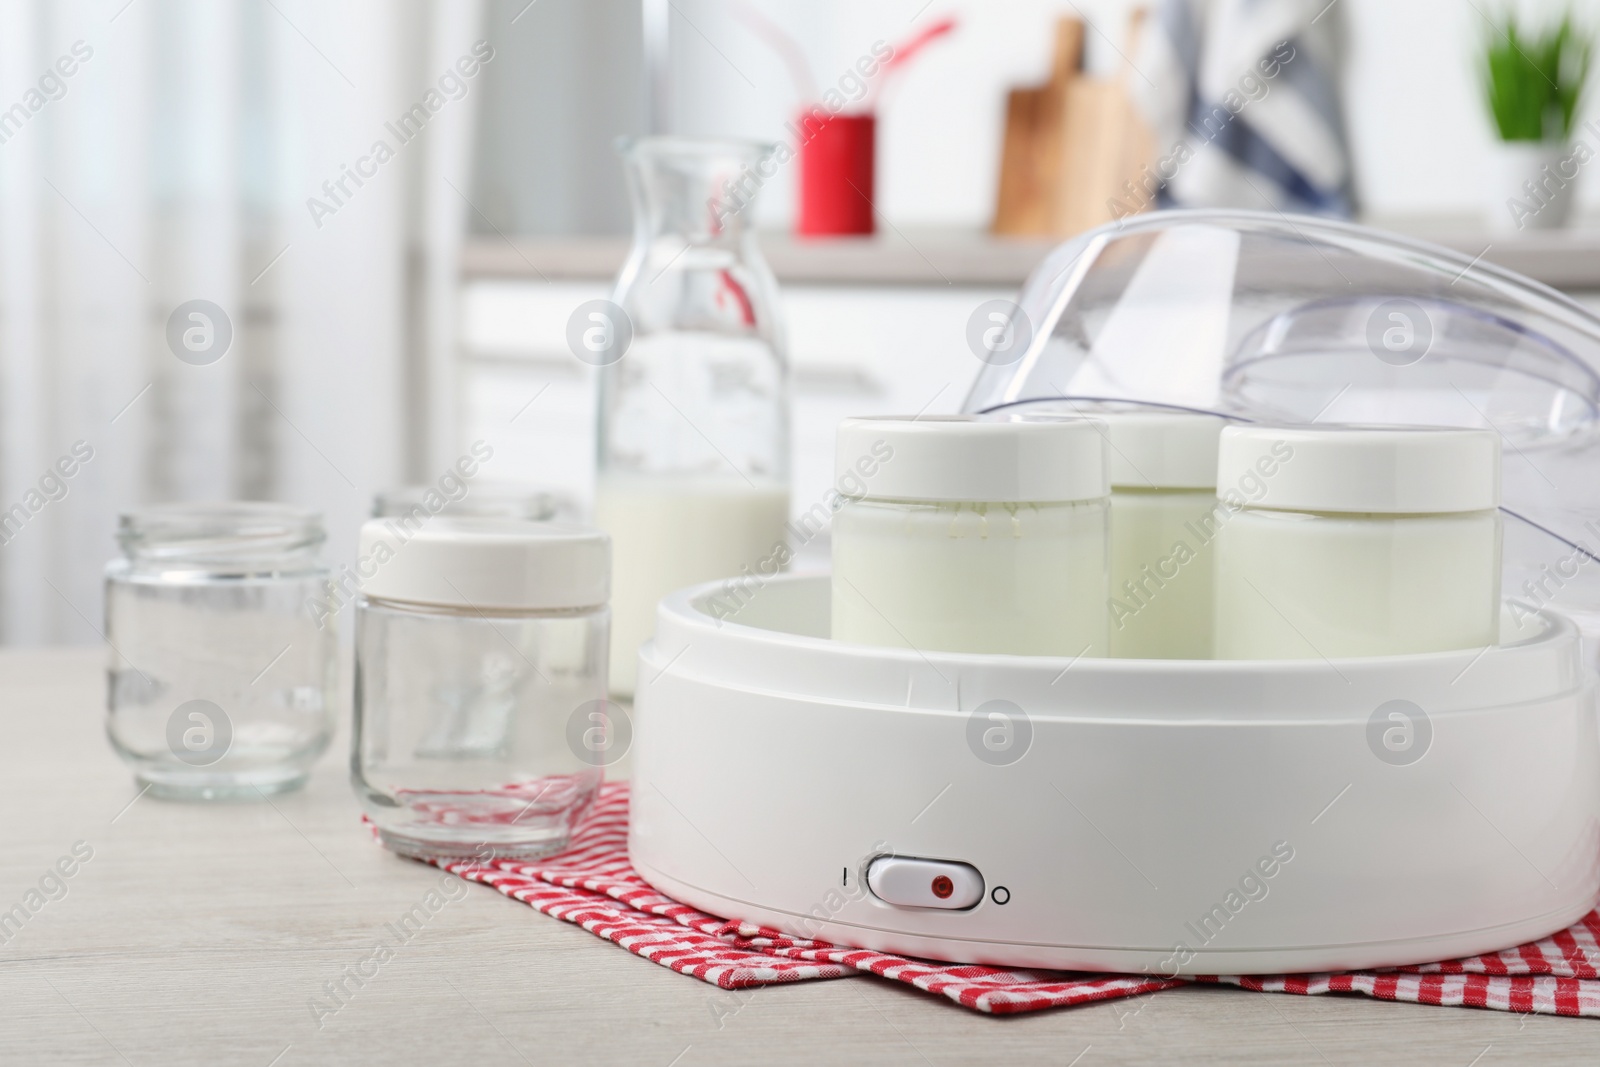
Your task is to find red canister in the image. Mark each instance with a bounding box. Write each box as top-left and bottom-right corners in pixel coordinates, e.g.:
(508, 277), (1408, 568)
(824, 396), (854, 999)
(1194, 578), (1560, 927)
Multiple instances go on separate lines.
(796, 111), (875, 237)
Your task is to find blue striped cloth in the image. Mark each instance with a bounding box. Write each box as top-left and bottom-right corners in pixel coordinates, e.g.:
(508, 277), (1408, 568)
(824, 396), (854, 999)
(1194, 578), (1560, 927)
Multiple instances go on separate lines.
(1131, 0), (1355, 216)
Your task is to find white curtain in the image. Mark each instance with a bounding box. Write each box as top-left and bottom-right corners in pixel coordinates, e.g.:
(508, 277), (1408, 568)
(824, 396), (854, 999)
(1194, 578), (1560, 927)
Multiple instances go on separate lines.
(0, 0), (482, 644)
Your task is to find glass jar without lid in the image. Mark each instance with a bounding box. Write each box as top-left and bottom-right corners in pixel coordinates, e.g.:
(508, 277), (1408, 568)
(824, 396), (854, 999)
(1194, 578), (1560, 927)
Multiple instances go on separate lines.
(104, 502), (336, 800)
(1213, 425), (1503, 659)
(352, 518), (612, 860)
(830, 415), (1110, 657)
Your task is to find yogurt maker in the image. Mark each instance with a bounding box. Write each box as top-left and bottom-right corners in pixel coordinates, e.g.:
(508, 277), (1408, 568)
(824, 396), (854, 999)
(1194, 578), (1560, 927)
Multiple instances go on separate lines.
(629, 211), (1600, 975)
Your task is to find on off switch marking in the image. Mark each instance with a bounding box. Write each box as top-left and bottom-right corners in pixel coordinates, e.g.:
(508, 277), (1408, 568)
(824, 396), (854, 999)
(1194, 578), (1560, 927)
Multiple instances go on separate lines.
(931, 875), (954, 899)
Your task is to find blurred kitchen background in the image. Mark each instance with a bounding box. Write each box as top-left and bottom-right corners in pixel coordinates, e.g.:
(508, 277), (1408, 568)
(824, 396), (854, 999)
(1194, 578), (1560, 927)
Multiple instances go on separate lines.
(5, 0), (1600, 644)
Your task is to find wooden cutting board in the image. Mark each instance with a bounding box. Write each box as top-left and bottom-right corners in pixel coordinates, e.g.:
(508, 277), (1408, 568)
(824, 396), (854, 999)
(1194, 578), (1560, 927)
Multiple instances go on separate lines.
(993, 13), (1155, 237)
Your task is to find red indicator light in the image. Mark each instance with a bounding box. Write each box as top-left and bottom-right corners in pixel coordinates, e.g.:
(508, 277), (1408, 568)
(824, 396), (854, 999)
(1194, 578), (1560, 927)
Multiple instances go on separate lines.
(930, 875), (954, 899)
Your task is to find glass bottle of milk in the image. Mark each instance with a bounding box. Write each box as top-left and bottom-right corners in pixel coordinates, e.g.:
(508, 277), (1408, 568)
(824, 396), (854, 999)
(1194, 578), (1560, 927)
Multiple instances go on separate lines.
(596, 137), (790, 695)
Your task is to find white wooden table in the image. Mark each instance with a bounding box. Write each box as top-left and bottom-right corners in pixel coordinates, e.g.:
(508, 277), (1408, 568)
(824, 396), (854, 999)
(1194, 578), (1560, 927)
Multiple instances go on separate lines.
(2, 648), (1594, 1064)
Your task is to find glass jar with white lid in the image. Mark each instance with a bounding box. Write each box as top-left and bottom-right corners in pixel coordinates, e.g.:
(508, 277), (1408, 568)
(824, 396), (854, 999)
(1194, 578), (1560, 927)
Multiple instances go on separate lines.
(105, 502), (336, 799)
(1103, 411), (1226, 659)
(830, 414), (1110, 657)
(373, 482), (567, 522)
(352, 517), (612, 860)
(1213, 424), (1503, 659)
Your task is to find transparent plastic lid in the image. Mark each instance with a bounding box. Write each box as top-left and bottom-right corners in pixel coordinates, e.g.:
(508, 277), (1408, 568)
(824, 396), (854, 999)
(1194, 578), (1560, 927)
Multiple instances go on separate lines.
(962, 209), (1600, 634)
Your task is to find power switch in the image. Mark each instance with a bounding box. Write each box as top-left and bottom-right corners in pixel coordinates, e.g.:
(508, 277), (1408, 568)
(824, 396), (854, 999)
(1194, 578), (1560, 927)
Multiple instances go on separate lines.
(866, 857), (984, 910)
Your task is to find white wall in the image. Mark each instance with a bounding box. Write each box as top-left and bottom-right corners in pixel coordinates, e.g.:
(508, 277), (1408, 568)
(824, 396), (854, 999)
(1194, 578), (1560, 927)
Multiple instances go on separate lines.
(668, 0), (1600, 228)
(1340, 0), (1598, 219)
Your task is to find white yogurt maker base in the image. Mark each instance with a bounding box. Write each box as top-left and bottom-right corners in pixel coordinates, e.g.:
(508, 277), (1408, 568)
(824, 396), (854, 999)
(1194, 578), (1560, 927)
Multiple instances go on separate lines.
(629, 573), (1600, 976)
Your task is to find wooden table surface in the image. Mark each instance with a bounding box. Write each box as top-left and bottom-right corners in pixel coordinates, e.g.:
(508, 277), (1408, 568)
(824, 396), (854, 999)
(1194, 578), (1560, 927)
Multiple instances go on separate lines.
(3, 648), (1595, 1065)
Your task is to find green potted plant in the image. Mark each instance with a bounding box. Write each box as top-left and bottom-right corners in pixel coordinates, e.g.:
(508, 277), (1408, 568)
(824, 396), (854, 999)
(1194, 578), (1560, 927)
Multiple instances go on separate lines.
(1482, 13), (1591, 232)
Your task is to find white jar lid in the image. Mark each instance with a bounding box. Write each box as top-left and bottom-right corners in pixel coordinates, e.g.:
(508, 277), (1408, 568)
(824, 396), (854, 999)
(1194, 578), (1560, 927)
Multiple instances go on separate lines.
(835, 414), (1108, 504)
(1216, 424), (1501, 514)
(1102, 411), (1227, 490)
(358, 518), (610, 611)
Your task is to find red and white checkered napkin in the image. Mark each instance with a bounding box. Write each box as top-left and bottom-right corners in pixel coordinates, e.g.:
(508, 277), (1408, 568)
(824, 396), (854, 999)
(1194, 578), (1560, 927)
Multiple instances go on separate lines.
(414, 783), (1600, 1017)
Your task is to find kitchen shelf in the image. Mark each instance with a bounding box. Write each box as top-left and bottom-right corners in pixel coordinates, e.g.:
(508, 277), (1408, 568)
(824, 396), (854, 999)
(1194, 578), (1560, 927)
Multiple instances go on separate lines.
(461, 221), (1600, 291)
(461, 230), (1056, 288)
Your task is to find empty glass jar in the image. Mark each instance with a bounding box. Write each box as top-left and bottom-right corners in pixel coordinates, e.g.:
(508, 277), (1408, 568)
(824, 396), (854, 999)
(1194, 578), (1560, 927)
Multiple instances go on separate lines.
(352, 518), (612, 860)
(105, 503), (336, 799)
